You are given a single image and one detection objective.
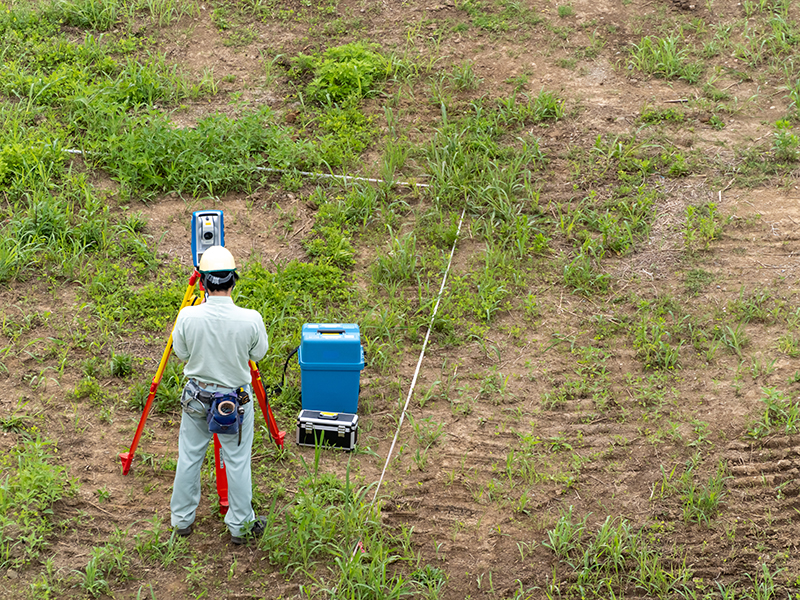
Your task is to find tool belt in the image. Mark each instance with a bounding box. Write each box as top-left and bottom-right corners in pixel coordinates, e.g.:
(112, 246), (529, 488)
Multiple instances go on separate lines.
(181, 380), (251, 444)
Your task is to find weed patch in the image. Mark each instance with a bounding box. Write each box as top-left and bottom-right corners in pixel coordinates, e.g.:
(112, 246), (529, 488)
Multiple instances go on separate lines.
(305, 43), (388, 103)
(747, 387), (800, 439)
(0, 437), (74, 570)
(628, 34), (703, 83)
(544, 509), (694, 597)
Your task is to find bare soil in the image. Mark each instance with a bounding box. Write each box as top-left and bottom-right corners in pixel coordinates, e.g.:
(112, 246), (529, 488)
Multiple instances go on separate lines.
(4, 0), (800, 598)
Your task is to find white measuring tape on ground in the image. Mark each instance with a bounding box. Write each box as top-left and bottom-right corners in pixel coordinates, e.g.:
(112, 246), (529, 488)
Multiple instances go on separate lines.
(252, 166), (429, 189)
(369, 208), (466, 508)
(63, 148), (429, 189)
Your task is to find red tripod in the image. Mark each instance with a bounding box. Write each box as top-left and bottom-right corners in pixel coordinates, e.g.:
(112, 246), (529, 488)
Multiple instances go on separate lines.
(119, 269), (286, 514)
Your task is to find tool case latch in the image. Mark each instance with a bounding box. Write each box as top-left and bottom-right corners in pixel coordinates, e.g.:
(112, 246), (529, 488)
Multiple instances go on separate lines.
(337, 425), (346, 437)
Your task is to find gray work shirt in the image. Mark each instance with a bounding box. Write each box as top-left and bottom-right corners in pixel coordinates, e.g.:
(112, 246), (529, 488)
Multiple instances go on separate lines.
(172, 296), (268, 388)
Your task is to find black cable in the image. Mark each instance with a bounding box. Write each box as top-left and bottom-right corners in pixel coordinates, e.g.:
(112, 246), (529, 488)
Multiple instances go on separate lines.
(266, 346), (299, 398)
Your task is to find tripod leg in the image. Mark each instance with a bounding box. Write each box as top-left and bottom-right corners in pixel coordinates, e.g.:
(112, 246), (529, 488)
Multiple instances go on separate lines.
(213, 434), (229, 515)
(249, 361), (286, 448)
(120, 272), (201, 475)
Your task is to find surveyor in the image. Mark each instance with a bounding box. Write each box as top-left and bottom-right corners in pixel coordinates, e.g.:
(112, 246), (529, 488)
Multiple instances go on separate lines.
(169, 245), (269, 545)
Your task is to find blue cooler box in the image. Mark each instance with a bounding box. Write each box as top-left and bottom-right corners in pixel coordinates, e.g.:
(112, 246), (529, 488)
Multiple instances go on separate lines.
(299, 323), (364, 413)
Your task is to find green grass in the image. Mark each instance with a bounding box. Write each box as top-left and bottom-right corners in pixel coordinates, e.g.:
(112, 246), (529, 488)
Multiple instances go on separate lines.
(305, 43), (388, 103)
(747, 387), (800, 439)
(628, 34), (703, 83)
(544, 509), (694, 597)
(4, 0), (800, 597)
(0, 437), (74, 570)
(257, 455), (430, 595)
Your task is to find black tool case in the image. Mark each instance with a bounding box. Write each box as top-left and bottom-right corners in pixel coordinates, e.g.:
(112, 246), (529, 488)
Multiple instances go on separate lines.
(296, 410), (358, 451)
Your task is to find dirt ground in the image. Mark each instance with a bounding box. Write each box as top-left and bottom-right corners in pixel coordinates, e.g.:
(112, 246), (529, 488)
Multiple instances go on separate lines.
(4, 0), (800, 598)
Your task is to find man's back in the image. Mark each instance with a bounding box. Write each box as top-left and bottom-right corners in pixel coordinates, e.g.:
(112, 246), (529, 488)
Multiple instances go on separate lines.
(172, 296), (268, 388)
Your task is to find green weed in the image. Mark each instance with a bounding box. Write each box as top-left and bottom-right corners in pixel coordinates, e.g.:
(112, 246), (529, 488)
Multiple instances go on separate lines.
(563, 247), (611, 296)
(680, 462), (729, 526)
(640, 106), (685, 124)
(684, 268), (714, 295)
(683, 203), (723, 250)
(451, 61), (482, 91)
(544, 510), (694, 597)
(60, 0), (121, 31)
(257, 463), (424, 591)
(747, 387), (800, 439)
(103, 108), (314, 197)
(557, 5), (574, 18)
(133, 515), (189, 566)
(772, 120), (800, 162)
(306, 43), (388, 103)
(0, 437), (73, 570)
(458, 0), (542, 33)
(628, 35), (703, 83)
(109, 351), (134, 378)
(543, 505), (586, 558)
(409, 414), (446, 449)
(372, 233), (423, 285)
(728, 287), (779, 324)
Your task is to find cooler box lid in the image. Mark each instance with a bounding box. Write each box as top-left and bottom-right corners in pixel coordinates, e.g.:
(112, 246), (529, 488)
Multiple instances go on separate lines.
(299, 323), (364, 369)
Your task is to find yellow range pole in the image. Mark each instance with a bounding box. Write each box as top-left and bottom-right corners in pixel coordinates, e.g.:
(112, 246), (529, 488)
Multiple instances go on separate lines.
(120, 270), (201, 475)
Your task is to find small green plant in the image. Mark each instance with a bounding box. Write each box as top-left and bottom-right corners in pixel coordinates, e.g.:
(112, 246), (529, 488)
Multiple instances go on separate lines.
(728, 287), (777, 324)
(306, 43), (387, 103)
(372, 233), (422, 285)
(640, 106), (685, 124)
(747, 562), (783, 600)
(542, 506), (586, 558)
(634, 318), (681, 370)
(109, 351), (133, 378)
(789, 79), (800, 118)
(412, 565), (447, 598)
(684, 268), (714, 295)
(73, 376), (105, 406)
(718, 323), (749, 357)
(523, 293), (540, 321)
(134, 515), (189, 567)
(60, 0), (120, 30)
(680, 463), (729, 526)
(451, 61), (482, 91)
(0, 437), (72, 570)
(628, 35), (703, 83)
(75, 553), (110, 598)
(747, 387), (800, 439)
(557, 4), (574, 18)
(562, 249), (610, 296)
(408, 415), (446, 448)
(772, 120), (799, 162)
(777, 333), (800, 357)
(683, 203), (722, 250)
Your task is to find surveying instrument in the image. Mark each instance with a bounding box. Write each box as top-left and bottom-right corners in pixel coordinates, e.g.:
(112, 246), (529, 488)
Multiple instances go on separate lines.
(119, 210), (285, 515)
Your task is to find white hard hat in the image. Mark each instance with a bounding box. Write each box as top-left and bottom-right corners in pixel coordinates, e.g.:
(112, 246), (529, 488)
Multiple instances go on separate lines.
(198, 245), (236, 273)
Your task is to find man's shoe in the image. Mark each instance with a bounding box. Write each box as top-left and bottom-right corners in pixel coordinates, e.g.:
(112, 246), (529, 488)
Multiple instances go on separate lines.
(231, 516), (267, 545)
(175, 524), (193, 537)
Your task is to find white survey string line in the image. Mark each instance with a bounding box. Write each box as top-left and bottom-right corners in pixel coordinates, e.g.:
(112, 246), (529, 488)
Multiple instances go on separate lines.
(62, 148), (429, 188)
(369, 207), (466, 508)
(253, 166), (429, 189)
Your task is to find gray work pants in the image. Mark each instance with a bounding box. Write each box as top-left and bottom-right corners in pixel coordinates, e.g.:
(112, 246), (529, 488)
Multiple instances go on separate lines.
(170, 383), (255, 537)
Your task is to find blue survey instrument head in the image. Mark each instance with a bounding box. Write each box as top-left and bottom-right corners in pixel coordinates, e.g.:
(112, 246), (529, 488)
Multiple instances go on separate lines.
(191, 210), (225, 268)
